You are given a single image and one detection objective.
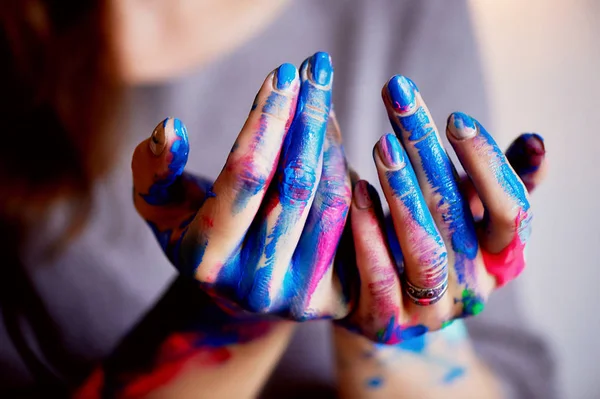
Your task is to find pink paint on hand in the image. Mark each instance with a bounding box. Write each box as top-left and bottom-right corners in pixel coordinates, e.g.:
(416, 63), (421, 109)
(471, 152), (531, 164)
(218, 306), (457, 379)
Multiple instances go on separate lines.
(481, 212), (528, 287)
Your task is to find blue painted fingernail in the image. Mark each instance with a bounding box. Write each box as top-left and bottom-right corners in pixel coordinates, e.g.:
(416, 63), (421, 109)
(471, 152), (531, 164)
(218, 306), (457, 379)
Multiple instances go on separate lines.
(310, 51), (333, 86)
(377, 133), (405, 168)
(387, 75), (417, 115)
(275, 63), (297, 90)
(169, 118), (189, 175)
(447, 112), (477, 140)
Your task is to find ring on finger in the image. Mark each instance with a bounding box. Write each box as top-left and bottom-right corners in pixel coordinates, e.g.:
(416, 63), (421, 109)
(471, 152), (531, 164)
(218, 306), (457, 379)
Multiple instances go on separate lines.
(404, 278), (448, 306)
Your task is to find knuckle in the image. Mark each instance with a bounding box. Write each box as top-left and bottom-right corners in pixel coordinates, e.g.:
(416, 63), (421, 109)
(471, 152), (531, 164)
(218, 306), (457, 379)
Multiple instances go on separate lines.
(237, 168), (269, 198)
(259, 92), (295, 122)
(279, 161), (319, 204)
(302, 103), (329, 123)
(316, 182), (351, 210)
(228, 160), (271, 199)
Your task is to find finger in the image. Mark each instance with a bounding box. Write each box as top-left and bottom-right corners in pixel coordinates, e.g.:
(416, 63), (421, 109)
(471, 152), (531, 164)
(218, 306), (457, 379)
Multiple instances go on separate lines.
(132, 117), (190, 208)
(350, 179), (406, 343)
(460, 132), (547, 220)
(235, 52), (334, 312)
(181, 63), (301, 279)
(446, 112), (531, 286)
(132, 118), (211, 266)
(374, 133), (451, 323)
(505, 133), (547, 192)
(382, 76), (479, 286)
(287, 111), (351, 319)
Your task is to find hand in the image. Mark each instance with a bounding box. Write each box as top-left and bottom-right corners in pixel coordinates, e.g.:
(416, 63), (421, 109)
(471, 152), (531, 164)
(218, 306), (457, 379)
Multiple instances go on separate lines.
(342, 75), (546, 343)
(132, 52), (352, 320)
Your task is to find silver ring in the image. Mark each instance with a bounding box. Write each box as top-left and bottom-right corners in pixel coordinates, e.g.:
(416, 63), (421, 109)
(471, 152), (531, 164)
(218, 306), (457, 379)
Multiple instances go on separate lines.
(404, 279), (448, 306)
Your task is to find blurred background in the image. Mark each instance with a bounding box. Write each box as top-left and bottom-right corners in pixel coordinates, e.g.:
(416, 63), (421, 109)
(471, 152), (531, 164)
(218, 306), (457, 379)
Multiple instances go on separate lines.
(470, 1), (600, 397)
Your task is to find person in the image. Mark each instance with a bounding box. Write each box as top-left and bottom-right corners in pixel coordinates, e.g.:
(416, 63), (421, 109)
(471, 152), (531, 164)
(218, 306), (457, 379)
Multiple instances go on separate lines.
(0, 0), (555, 398)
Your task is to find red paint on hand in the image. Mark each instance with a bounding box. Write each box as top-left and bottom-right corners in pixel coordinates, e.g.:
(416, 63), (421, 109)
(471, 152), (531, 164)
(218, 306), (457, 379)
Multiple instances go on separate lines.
(73, 369), (105, 399)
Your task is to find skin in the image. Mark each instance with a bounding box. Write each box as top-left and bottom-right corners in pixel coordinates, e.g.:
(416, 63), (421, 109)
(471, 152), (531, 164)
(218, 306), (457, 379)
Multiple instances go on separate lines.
(108, 0), (291, 84)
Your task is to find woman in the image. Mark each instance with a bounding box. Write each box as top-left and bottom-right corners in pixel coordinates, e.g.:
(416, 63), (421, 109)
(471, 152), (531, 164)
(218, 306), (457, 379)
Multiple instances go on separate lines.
(0, 0), (553, 398)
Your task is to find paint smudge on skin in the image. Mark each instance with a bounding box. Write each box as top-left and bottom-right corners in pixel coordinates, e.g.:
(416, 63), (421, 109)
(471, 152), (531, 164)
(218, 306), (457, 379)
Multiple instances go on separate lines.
(481, 210), (528, 287)
(375, 315), (429, 344)
(369, 320), (469, 387)
(397, 333), (427, 353)
(440, 319), (454, 329)
(366, 376), (384, 389)
(459, 288), (485, 317)
(442, 366), (466, 384)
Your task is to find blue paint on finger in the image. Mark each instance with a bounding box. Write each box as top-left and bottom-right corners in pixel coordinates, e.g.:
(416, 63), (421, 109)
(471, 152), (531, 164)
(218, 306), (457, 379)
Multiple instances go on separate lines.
(386, 167), (444, 245)
(476, 121), (530, 211)
(388, 80), (478, 282)
(142, 118), (189, 206)
(414, 135), (478, 260)
(399, 108), (436, 141)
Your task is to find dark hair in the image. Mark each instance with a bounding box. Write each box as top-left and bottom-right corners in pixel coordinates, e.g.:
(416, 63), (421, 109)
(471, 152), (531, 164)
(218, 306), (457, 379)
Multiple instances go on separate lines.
(0, 0), (119, 393)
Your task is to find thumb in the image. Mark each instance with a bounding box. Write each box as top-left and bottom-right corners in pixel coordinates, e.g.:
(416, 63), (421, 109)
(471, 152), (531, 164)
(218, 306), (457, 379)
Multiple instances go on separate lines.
(132, 117), (189, 208)
(132, 117), (208, 269)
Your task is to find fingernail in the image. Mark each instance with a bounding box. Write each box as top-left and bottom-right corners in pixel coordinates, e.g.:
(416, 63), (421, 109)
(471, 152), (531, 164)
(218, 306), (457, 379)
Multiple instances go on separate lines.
(275, 63), (297, 90)
(387, 75), (417, 115)
(150, 119), (167, 155)
(377, 133), (405, 168)
(447, 112), (478, 140)
(354, 180), (372, 209)
(310, 51), (333, 86)
(524, 133), (545, 155)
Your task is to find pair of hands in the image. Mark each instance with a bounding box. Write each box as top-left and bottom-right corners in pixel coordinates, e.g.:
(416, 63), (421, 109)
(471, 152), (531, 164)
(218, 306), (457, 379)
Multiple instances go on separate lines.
(132, 52), (546, 344)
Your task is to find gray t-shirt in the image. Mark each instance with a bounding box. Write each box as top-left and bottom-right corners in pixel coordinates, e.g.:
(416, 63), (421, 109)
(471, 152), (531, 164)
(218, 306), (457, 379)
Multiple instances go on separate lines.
(0, 0), (556, 397)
